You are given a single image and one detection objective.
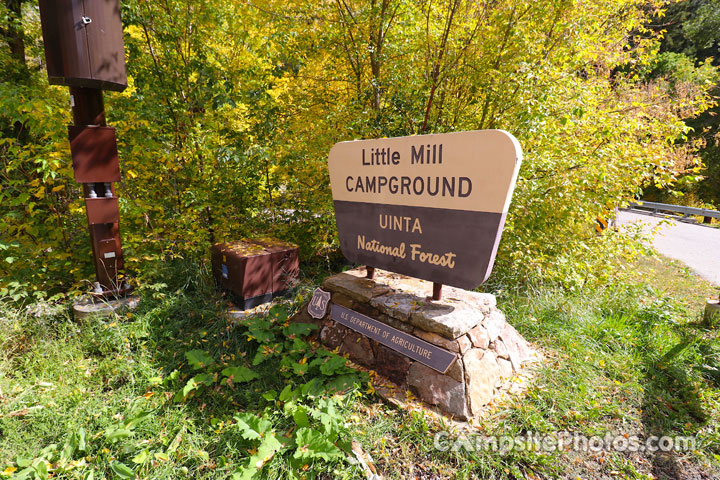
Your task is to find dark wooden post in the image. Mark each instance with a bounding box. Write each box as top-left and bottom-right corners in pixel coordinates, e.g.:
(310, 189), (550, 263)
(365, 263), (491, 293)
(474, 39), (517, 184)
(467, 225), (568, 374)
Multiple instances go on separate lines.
(432, 282), (442, 301)
(366, 267), (375, 279)
(70, 87), (128, 296)
(39, 0), (130, 299)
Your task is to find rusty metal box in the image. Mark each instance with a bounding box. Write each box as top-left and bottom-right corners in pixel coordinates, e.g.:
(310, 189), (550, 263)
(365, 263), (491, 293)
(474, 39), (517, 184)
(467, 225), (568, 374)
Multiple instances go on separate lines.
(69, 126), (121, 182)
(95, 236), (120, 279)
(85, 197), (119, 225)
(90, 223), (126, 293)
(255, 237), (300, 293)
(211, 239), (299, 309)
(39, 0), (127, 91)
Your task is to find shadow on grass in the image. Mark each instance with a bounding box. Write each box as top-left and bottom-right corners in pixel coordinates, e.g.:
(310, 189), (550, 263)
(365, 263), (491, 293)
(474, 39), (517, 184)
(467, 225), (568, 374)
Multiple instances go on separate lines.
(637, 315), (715, 480)
(0, 256), (369, 479)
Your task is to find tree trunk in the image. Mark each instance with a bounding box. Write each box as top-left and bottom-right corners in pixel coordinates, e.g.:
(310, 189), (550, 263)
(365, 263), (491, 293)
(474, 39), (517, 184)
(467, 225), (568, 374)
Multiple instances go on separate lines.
(4, 0), (26, 66)
(3, 0), (28, 141)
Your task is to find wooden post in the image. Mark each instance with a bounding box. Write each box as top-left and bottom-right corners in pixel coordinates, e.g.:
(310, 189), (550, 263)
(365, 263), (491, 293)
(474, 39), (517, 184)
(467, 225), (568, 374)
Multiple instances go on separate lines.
(70, 87), (128, 298)
(39, 0), (130, 299)
(432, 282), (442, 301)
(366, 267), (375, 279)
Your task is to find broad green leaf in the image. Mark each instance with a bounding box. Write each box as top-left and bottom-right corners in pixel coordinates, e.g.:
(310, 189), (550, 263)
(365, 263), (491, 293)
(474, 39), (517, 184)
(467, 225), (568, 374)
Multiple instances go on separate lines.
(185, 350), (215, 370)
(292, 406), (310, 428)
(109, 461), (135, 479)
(252, 350), (268, 366)
(291, 360), (308, 376)
(221, 366), (259, 383)
(311, 398), (343, 439)
(105, 428), (134, 443)
(60, 434), (75, 461)
(247, 327), (275, 344)
(32, 461), (48, 480)
(132, 450), (149, 464)
(268, 305), (288, 321)
(232, 467), (259, 480)
(300, 378), (323, 397)
(234, 432), (284, 479)
(319, 355), (347, 376)
(77, 428), (87, 453)
(154, 452), (169, 462)
(234, 413), (273, 441)
(124, 410), (152, 429)
(325, 373), (360, 393)
(181, 373), (215, 398)
(254, 432), (283, 463)
(284, 322), (317, 337)
(278, 384), (296, 402)
(262, 390), (278, 401)
(292, 428), (344, 462)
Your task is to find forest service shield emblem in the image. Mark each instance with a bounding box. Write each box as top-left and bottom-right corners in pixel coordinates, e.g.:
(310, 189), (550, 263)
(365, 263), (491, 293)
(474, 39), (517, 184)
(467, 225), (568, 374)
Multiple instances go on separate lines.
(308, 288), (331, 319)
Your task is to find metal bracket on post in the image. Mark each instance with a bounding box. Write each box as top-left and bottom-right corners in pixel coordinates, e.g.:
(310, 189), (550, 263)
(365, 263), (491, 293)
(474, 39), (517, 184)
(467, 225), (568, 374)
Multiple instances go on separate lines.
(432, 283), (442, 301)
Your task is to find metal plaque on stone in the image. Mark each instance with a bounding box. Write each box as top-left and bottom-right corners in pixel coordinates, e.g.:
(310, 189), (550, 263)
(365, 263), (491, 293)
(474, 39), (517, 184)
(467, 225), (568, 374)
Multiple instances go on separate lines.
(308, 288), (331, 319)
(330, 303), (456, 373)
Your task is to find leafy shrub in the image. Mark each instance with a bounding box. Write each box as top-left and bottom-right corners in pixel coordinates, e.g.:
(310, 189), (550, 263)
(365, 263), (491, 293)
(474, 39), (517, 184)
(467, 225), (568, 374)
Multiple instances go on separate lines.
(1, 0), (717, 296)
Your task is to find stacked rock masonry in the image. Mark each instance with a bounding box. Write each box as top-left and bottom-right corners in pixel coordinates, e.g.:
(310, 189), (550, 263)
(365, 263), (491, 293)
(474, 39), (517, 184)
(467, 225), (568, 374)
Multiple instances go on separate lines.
(292, 268), (536, 420)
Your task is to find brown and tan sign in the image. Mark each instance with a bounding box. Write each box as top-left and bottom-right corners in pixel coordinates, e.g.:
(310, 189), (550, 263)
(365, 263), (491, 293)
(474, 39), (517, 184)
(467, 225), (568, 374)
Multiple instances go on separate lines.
(328, 130), (522, 289)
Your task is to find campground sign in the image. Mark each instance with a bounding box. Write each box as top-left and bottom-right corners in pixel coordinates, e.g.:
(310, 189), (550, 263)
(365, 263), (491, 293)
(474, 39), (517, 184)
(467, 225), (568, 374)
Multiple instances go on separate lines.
(328, 130), (522, 290)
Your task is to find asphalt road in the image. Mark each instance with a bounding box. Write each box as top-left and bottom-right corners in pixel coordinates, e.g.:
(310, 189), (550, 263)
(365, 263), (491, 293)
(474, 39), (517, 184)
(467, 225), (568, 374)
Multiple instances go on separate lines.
(616, 210), (720, 285)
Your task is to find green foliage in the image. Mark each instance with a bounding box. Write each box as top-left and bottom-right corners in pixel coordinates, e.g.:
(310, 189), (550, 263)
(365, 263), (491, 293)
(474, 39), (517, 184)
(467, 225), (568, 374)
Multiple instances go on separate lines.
(1, 0), (717, 295)
(0, 280), (368, 479)
(641, 0), (720, 207)
(666, 0), (720, 58)
(157, 302), (363, 477)
(0, 2), (88, 298)
(1, 257), (720, 478)
(221, 366), (260, 383)
(683, 0), (720, 52)
(651, 52), (718, 90)
(185, 350), (216, 370)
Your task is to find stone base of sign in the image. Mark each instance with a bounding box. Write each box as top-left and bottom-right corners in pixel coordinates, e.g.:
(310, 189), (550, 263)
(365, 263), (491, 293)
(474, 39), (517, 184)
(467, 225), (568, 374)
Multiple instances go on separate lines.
(72, 295), (140, 320)
(705, 299), (720, 326)
(291, 267), (538, 420)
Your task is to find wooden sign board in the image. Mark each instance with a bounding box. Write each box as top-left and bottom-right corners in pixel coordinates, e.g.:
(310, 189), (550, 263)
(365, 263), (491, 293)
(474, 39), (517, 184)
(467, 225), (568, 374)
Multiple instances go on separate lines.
(328, 130), (522, 290)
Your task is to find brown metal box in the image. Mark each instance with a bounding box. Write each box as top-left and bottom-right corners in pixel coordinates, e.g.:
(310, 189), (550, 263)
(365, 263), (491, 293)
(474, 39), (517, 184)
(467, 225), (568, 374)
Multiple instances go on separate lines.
(255, 238), (300, 292)
(211, 239), (299, 309)
(89, 223), (125, 293)
(69, 126), (121, 182)
(94, 235), (123, 288)
(39, 0), (127, 91)
(85, 197), (119, 225)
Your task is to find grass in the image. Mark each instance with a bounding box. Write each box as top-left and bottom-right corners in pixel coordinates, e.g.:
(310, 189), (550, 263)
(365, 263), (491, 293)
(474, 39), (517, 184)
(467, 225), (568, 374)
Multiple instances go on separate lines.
(1, 255), (719, 479)
(625, 254), (719, 307)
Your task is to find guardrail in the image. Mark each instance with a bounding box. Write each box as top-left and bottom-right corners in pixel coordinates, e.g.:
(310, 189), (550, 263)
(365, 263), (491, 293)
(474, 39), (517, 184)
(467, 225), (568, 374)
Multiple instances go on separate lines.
(628, 201), (720, 224)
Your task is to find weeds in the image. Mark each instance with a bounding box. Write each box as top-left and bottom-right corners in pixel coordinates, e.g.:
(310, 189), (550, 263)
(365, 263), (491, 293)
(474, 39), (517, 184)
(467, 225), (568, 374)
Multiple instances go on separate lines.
(1, 257), (719, 479)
